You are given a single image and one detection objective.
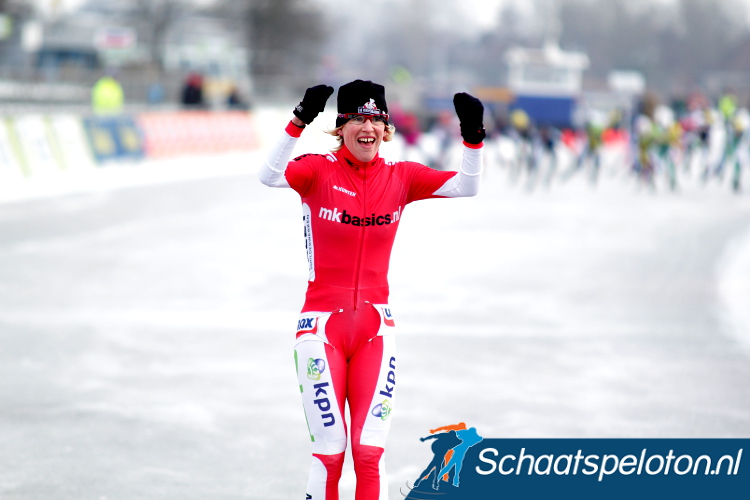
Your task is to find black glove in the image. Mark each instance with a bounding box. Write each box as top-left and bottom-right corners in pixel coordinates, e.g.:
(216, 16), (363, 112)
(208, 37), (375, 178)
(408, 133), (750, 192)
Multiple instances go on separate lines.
(453, 92), (486, 144)
(293, 85), (334, 124)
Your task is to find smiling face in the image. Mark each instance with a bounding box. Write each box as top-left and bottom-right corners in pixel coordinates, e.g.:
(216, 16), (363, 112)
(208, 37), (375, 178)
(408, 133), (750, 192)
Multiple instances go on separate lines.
(338, 115), (386, 163)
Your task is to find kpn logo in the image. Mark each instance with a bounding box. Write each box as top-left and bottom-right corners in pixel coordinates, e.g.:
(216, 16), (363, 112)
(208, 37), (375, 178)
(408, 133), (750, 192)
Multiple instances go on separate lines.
(372, 355), (396, 421)
(404, 422), (483, 499)
(306, 358), (326, 381)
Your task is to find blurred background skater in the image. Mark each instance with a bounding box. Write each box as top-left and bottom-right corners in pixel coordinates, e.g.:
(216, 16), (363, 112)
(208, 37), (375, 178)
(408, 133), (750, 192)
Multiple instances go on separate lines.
(539, 124), (561, 187)
(558, 110), (601, 186)
(575, 112), (604, 186)
(426, 109), (459, 171)
(722, 109), (749, 192)
(679, 93), (712, 176)
(506, 108), (534, 185)
(652, 104), (681, 192)
(390, 105), (424, 162)
(698, 107), (723, 184)
(483, 108), (511, 175)
(711, 90), (739, 181)
(632, 113), (657, 190)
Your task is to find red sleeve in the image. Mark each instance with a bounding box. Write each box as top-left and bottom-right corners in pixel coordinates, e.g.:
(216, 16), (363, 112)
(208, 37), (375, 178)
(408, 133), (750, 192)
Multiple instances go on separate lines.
(398, 162), (458, 204)
(285, 155), (316, 197)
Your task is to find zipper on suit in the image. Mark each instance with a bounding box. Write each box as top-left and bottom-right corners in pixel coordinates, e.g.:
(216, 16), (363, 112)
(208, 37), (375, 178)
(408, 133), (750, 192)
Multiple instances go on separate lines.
(352, 165), (367, 311)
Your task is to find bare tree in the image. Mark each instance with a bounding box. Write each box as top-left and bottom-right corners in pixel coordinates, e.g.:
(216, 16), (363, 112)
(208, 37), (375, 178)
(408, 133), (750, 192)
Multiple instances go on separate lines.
(132, 0), (196, 71)
(0, 0), (36, 68)
(211, 0), (326, 94)
(557, 0), (750, 94)
(0, 0), (34, 19)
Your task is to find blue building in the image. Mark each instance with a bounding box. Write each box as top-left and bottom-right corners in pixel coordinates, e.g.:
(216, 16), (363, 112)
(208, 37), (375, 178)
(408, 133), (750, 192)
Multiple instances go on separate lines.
(505, 41), (590, 128)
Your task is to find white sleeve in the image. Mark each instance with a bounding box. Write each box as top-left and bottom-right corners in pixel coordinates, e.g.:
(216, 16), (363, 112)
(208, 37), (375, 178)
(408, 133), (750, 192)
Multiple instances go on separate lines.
(432, 145), (483, 197)
(258, 131), (298, 188)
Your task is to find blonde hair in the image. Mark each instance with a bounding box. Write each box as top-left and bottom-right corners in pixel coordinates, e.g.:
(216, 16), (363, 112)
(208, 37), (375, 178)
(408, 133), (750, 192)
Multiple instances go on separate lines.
(326, 123), (397, 152)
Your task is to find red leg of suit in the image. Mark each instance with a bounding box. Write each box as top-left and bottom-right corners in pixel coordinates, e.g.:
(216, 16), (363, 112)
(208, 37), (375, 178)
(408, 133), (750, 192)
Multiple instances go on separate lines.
(295, 304), (396, 500)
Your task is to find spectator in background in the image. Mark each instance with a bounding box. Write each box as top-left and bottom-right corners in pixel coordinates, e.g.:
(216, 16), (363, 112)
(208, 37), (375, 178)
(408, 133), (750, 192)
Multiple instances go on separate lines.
(91, 71), (124, 115)
(147, 83), (166, 106)
(390, 104), (423, 160)
(429, 109), (459, 170)
(226, 83), (250, 110)
(181, 73), (205, 108)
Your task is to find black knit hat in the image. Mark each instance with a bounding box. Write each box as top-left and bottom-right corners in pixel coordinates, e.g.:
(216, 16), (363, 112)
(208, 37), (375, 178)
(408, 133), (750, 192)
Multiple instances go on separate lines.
(336, 80), (389, 127)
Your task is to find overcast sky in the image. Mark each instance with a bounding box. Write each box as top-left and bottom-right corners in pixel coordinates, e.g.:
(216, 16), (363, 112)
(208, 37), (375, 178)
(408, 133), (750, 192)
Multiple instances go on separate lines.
(40, 0), (505, 24)
(36, 0), (750, 30)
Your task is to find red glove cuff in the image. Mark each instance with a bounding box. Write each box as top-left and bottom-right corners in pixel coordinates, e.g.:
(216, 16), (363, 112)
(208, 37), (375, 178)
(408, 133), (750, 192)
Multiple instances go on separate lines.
(285, 120), (305, 138)
(463, 140), (483, 149)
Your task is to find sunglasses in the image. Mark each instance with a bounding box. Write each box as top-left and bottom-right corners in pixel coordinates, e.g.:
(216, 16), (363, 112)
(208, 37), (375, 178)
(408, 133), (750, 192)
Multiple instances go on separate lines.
(338, 113), (390, 126)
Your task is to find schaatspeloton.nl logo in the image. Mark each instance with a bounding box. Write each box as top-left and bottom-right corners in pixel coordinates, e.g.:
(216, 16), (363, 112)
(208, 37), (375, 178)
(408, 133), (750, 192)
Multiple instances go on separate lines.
(402, 425), (747, 500)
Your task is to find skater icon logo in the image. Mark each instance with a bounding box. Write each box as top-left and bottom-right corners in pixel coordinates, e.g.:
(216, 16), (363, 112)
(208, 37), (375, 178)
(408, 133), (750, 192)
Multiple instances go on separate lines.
(307, 358), (326, 380)
(407, 423), (484, 497)
(371, 399), (393, 420)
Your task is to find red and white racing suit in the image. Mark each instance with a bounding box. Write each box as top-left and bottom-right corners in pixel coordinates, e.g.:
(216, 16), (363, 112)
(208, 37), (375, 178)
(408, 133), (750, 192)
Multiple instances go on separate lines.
(259, 122), (482, 500)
